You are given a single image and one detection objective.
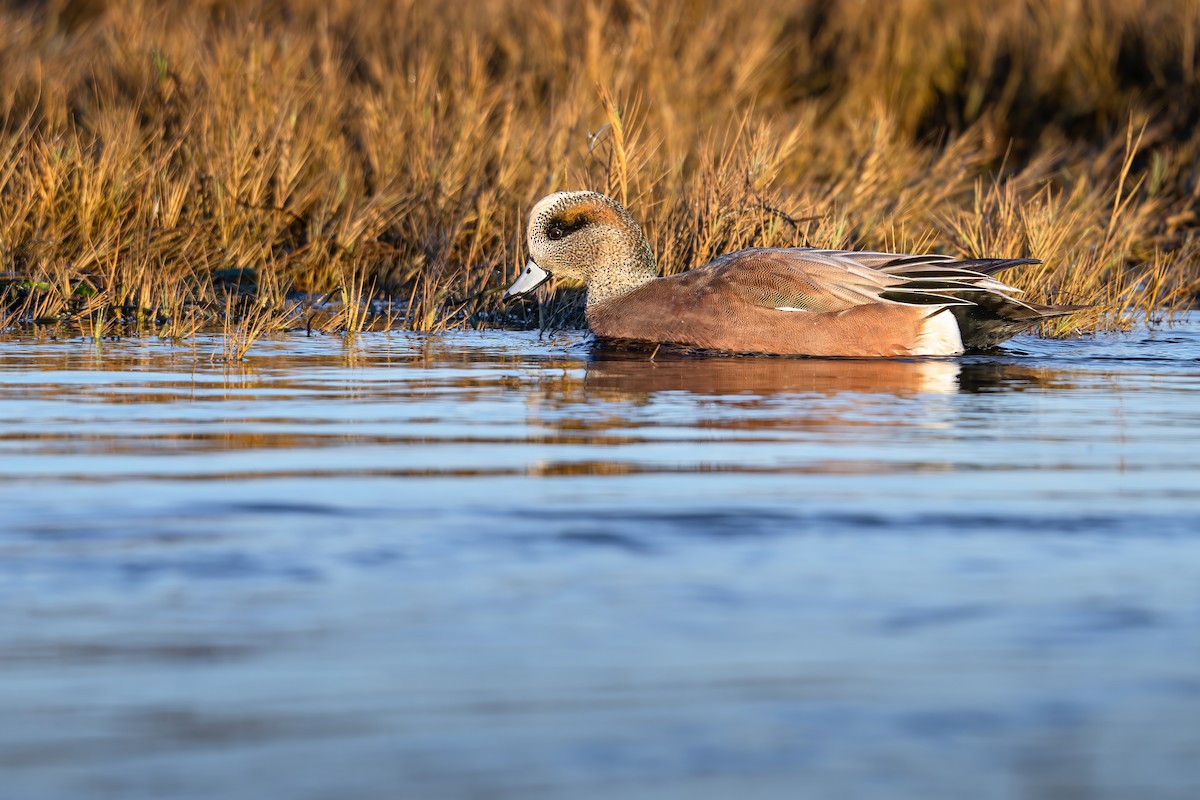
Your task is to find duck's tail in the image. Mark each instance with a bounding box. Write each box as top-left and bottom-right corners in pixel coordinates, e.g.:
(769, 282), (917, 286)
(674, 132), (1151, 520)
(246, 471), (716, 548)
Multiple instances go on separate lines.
(947, 295), (1088, 350)
(876, 257), (1088, 350)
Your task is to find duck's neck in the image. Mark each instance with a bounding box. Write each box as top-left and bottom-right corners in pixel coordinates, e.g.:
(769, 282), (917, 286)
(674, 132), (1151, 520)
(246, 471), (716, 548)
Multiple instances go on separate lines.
(584, 240), (658, 307)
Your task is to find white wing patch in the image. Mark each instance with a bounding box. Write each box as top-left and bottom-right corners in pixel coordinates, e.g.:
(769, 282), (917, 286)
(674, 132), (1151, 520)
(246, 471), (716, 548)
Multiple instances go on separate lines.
(774, 306), (810, 312)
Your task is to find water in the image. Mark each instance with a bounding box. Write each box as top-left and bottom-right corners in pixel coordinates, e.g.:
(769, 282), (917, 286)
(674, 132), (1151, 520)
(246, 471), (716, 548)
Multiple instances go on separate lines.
(2, 318), (1199, 799)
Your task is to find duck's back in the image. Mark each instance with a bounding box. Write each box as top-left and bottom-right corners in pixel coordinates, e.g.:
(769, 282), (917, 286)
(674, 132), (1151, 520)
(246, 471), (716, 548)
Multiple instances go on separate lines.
(585, 247), (1077, 357)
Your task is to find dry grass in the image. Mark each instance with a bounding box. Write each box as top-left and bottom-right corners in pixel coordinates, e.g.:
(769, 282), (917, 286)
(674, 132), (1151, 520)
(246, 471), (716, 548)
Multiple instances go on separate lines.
(1, 0), (1198, 345)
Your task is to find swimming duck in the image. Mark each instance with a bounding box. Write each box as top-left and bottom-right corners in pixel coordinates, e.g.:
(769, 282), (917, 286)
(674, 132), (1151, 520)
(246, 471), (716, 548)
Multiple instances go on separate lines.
(504, 191), (1081, 357)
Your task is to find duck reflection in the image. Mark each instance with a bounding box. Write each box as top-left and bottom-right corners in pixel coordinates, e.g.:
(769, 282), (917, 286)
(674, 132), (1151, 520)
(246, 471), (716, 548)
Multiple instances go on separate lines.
(581, 347), (1070, 401)
(583, 351), (963, 400)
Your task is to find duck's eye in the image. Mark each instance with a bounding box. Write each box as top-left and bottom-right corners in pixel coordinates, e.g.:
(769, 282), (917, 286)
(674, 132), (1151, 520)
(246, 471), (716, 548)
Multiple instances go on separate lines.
(547, 225), (565, 241)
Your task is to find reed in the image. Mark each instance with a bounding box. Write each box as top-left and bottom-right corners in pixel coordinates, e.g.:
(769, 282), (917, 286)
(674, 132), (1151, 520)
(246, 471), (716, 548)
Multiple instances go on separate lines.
(218, 290), (299, 362)
(0, 0), (1197, 345)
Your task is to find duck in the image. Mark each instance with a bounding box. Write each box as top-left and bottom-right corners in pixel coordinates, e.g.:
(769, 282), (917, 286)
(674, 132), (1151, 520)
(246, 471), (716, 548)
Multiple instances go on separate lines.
(503, 191), (1082, 357)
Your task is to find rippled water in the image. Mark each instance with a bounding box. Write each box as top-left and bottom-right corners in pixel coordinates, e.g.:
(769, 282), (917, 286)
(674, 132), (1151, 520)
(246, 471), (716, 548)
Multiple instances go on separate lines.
(2, 317), (1199, 799)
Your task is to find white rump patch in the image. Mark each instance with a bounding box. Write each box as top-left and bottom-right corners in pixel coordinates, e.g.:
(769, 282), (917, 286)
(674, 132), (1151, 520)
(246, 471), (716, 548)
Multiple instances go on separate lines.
(911, 309), (964, 356)
(774, 306), (809, 312)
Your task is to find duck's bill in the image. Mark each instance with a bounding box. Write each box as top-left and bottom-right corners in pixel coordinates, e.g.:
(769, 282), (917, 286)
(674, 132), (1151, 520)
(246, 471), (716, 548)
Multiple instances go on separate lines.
(503, 260), (551, 300)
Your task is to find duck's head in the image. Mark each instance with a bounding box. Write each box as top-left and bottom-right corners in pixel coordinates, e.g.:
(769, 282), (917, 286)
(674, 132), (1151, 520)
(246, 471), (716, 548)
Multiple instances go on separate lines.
(504, 191), (657, 306)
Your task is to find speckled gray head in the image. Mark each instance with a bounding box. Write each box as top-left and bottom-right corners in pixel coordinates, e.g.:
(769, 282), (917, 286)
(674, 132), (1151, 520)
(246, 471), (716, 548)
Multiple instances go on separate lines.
(503, 191), (657, 305)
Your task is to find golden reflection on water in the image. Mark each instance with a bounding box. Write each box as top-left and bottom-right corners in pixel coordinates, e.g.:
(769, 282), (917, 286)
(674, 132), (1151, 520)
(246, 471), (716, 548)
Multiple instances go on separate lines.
(0, 336), (1082, 413)
(0, 335), (1088, 481)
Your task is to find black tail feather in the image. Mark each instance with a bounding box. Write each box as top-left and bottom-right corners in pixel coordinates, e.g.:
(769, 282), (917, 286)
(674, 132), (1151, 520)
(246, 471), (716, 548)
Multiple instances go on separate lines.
(880, 257), (1086, 348)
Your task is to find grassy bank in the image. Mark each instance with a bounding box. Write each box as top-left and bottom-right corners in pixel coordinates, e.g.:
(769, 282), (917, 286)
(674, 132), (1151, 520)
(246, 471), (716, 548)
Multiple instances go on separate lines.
(2, 0), (1199, 341)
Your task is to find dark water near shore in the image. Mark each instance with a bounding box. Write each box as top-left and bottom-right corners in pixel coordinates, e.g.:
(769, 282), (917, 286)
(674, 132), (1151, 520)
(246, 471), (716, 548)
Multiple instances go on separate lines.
(2, 317), (1199, 799)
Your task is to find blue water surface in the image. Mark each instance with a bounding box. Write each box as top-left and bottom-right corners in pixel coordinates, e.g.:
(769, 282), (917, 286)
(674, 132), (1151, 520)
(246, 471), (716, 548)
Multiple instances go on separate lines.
(1, 316), (1199, 799)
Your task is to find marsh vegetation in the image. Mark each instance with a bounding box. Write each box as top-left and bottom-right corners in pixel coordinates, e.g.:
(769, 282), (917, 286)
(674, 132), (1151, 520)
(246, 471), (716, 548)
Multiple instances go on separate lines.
(2, 0), (1199, 344)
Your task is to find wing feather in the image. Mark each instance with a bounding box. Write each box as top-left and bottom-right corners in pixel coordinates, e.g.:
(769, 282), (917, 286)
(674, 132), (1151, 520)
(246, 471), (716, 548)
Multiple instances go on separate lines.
(680, 246), (1081, 350)
(700, 248), (1042, 315)
(705, 248), (902, 313)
